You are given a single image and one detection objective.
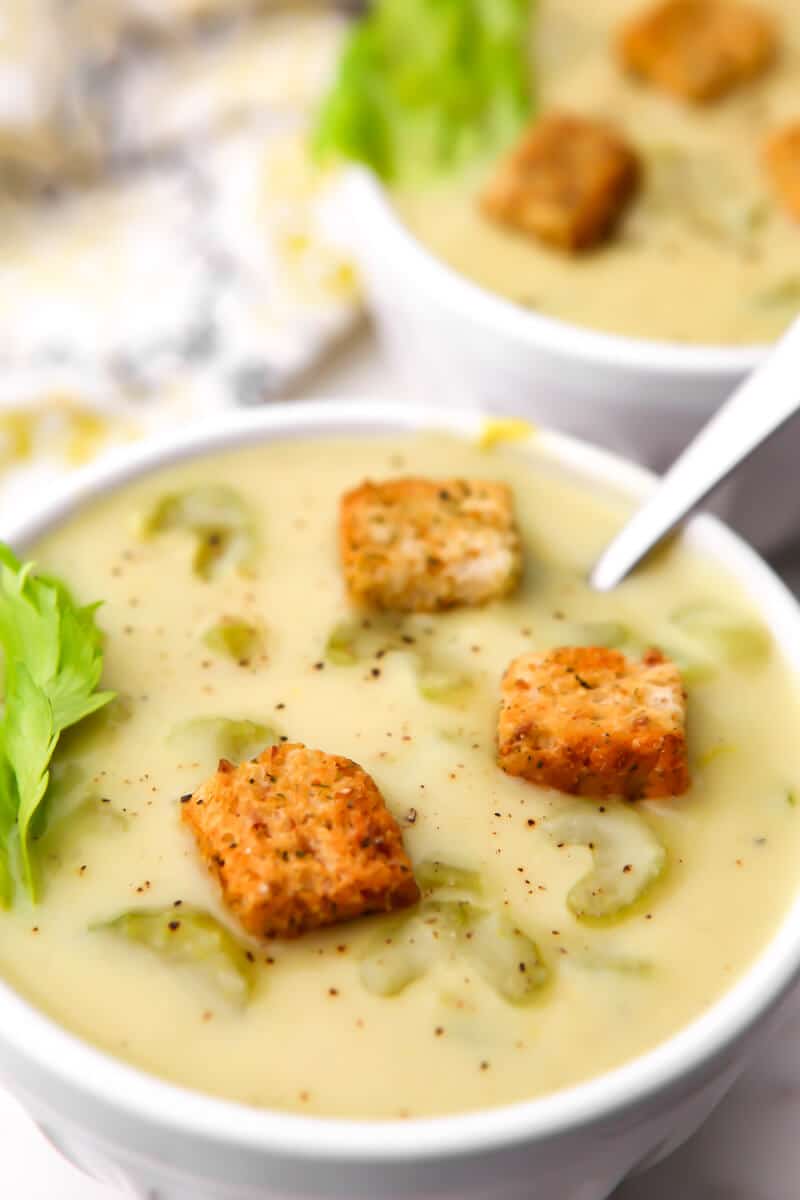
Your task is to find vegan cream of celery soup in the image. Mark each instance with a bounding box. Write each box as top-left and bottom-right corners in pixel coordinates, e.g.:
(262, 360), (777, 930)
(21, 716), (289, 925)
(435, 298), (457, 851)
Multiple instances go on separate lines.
(392, 0), (800, 346)
(0, 432), (799, 1120)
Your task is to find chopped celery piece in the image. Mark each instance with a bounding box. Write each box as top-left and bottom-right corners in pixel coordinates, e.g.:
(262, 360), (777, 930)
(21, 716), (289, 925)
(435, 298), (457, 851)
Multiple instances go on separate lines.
(203, 619), (263, 665)
(416, 860), (484, 898)
(571, 949), (653, 977)
(544, 804), (666, 921)
(477, 418), (534, 450)
(323, 614), (406, 666)
(417, 663), (473, 706)
(647, 146), (768, 247)
(670, 603), (771, 667)
(569, 621), (631, 650)
(756, 277), (800, 308)
(98, 908), (255, 1004)
(466, 910), (548, 1004)
(170, 718), (279, 769)
(325, 620), (361, 666)
(323, 616), (474, 702)
(696, 742), (736, 769)
(359, 913), (434, 997)
(787, 790), (797, 808)
(142, 485), (258, 580)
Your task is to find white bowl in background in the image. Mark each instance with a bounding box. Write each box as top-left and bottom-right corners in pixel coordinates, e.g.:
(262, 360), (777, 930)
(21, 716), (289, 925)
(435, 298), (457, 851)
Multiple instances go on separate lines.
(1, 401), (800, 1200)
(332, 170), (800, 558)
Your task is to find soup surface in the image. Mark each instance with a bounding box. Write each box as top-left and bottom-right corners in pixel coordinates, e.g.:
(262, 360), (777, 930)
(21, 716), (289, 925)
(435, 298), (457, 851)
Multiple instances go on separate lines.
(394, 0), (800, 346)
(2, 432), (800, 1119)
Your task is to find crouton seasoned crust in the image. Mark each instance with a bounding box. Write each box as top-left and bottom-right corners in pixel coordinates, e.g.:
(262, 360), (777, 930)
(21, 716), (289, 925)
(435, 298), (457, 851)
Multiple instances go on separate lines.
(182, 743), (420, 939)
(497, 646), (690, 799)
(764, 122), (800, 221)
(618, 0), (777, 104)
(480, 113), (640, 252)
(340, 477), (522, 613)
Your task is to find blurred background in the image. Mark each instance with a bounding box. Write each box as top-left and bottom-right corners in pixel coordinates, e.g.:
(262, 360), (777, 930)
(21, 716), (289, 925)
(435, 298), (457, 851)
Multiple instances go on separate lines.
(0, 1), (374, 513)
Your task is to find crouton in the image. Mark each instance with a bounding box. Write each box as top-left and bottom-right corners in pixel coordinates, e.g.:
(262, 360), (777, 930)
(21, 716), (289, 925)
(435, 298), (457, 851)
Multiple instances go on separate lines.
(340, 477), (522, 613)
(182, 743), (420, 939)
(618, 0), (777, 104)
(764, 122), (800, 222)
(480, 113), (640, 252)
(497, 646), (690, 799)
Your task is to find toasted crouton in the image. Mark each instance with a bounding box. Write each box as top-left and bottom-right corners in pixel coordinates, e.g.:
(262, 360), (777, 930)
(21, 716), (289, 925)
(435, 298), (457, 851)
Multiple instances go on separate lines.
(480, 113), (640, 252)
(618, 0), (777, 103)
(764, 122), (800, 221)
(497, 646), (689, 799)
(182, 743), (420, 939)
(340, 477), (522, 613)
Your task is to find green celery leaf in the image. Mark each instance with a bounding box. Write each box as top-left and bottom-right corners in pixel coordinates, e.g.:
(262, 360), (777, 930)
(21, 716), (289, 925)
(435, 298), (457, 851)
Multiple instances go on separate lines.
(0, 544), (115, 904)
(313, 0), (534, 184)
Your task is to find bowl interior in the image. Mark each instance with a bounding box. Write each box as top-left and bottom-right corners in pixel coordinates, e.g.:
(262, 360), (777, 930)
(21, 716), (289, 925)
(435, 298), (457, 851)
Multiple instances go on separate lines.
(0, 400), (799, 1163)
(341, 169), (767, 381)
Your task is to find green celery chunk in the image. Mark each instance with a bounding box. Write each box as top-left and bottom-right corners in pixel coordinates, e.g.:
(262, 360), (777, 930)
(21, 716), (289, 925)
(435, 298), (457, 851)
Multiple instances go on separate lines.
(170, 718), (279, 770)
(755, 277), (800, 308)
(416, 860), (484, 898)
(98, 908), (255, 1004)
(325, 620), (361, 666)
(465, 910), (548, 1004)
(670, 602), (771, 667)
(568, 621), (632, 650)
(359, 912), (435, 997)
(416, 662), (473, 706)
(570, 949), (653, 977)
(203, 619), (264, 664)
(142, 485), (258, 580)
(544, 804), (667, 921)
(646, 146), (768, 247)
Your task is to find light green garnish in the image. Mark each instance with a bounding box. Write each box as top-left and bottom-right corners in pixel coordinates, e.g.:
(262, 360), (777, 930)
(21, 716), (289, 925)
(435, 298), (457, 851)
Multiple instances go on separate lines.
(544, 804), (666, 921)
(0, 545), (114, 905)
(141, 485), (258, 580)
(361, 860), (546, 1004)
(568, 621), (631, 650)
(203, 618), (264, 665)
(170, 718), (279, 770)
(324, 615), (474, 705)
(325, 620), (361, 666)
(670, 603), (771, 668)
(359, 912), (435, 997)
(97, 908), (255, 1005)
(416, 859), (484, 897)
(755, 277), (800, 308)
(570, 949), (653, 977)
(477, 417), (534, 450)
(313, 0), (534, 183)
(647, 146), (768, 248)
(416, 663), (473, 706)
(467, 910), (548, 1004)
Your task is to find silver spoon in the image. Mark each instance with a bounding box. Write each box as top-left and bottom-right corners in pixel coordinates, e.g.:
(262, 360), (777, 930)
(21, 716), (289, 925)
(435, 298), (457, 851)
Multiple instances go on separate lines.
(590, 316), (800, 592)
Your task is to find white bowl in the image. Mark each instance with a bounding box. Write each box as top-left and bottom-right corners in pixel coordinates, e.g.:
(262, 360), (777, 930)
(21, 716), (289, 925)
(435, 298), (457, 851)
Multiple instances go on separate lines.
(332, 170), (800, 557)
(1, 400), (800, 1200)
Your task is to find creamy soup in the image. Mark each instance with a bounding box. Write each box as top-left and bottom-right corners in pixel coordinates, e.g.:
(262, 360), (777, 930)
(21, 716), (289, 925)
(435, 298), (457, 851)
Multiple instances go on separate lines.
(394, 0), (800, 346)
(1, 432), (799, 1119)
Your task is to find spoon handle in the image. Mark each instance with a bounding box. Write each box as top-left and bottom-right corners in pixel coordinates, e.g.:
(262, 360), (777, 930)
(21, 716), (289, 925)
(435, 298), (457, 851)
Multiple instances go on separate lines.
(590, 317), (800, 592)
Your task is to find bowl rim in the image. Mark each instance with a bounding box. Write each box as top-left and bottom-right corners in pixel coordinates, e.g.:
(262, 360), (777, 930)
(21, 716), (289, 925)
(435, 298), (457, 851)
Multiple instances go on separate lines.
(1, 399), (799, 1164)
(341, 168), (767, 383)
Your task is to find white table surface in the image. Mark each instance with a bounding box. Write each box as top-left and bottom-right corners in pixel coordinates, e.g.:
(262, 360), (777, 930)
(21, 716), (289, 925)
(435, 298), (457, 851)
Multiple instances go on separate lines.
(3, 330), (800, 1200)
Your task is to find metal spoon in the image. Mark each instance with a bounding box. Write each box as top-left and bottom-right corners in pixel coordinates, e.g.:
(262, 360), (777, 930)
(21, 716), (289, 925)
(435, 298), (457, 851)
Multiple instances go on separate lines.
(590, 316), (800, 592)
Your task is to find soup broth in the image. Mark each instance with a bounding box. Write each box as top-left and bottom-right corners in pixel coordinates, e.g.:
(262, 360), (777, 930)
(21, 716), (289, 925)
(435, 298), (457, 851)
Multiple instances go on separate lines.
(1, 433), (799, 1119)
(394, 0), (800, 346)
